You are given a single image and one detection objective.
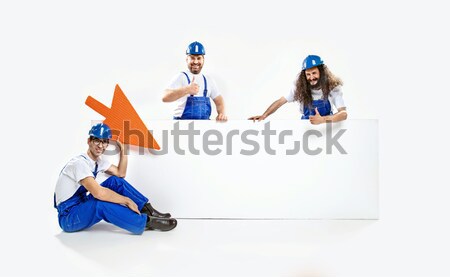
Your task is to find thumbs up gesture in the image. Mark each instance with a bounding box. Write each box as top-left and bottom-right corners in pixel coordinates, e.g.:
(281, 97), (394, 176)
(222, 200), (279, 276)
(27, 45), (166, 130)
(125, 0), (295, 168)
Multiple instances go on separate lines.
(309, 107), (325, 125)
(186, 75), (200, 95)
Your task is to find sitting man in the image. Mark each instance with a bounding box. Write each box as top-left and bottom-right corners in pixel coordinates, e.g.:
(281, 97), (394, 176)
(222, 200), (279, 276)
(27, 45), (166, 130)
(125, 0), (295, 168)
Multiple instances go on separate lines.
(54, 123), (177, 235)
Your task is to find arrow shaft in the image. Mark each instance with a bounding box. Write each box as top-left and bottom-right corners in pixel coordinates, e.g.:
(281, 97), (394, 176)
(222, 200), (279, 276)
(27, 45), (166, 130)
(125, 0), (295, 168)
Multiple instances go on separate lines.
(85, 96), (110, 117)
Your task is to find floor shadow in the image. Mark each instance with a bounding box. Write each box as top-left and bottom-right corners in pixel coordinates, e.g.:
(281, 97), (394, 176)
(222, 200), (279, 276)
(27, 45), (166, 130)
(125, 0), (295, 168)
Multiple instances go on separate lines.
(54, 222), (156, 270)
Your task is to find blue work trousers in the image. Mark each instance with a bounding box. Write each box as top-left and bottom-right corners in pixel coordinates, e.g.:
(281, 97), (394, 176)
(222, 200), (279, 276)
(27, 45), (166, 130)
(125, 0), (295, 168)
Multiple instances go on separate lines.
(56, 176), (148, 235)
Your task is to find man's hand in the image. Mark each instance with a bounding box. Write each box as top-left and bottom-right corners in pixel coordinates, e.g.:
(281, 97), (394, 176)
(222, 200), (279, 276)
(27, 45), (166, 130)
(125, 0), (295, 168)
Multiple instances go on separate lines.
(124, 197), (140, 214)
(186, 75), (199, 95)
(309, 108), (326, 125)
(110, 139), (127, 156)
(248, 115), (267, 122)
(216, 113), (228, 122)
(115, 140), (123, 152)
(115, 140), (129, 154)
(248, 97), (287, 122)
(105, 139), (128, 177)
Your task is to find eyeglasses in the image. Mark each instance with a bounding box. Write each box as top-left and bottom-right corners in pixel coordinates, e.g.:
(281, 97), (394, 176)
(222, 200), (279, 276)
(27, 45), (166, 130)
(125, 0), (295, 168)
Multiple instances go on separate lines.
(92, 138), (109, 147)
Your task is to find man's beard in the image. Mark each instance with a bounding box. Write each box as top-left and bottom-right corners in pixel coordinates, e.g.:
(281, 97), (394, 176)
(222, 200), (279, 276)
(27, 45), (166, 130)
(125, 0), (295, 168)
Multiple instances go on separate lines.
(189, 65), (202, 74)
(309, 79), (321, 89)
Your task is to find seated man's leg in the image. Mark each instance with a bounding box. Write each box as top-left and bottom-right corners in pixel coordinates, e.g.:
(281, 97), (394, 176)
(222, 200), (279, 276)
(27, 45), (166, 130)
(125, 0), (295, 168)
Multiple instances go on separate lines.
(95, 196), (176, 233)
(58, 197), (103, 233)
(58, 203), (98, 233)
(102, 176), (172, 218)
(100, 176), (148, 210)
(95, 198), (147, 235)
(60, 195), (147, 235)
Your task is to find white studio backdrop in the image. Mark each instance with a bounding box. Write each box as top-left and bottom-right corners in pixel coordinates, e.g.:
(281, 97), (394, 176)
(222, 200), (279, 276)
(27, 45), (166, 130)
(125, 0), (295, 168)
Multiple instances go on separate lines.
(1, 0), (450, 276)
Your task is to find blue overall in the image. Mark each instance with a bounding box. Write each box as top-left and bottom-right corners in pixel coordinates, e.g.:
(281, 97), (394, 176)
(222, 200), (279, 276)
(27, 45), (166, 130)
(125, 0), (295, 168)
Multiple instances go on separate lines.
(301, 99), (333, 119)
(54, 175), (149, 235)
(174, 72), (211, 120)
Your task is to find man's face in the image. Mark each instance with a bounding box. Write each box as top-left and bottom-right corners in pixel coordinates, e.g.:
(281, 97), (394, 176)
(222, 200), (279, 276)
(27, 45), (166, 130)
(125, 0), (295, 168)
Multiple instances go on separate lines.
(88, 137), (109, 158)
(305, 67), (321, 88)
(186, 55), (204, 74)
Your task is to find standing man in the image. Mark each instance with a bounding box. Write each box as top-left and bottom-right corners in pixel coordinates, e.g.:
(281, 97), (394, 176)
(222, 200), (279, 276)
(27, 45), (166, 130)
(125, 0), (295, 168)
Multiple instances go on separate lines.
(54, 123), (177, 235)
(163, 41), (227, 121)
(249, 55), (347, 124)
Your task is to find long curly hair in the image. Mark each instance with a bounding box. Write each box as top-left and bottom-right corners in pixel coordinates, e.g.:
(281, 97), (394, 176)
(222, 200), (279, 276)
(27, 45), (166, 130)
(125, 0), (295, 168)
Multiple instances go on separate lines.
(293, 64), (343, 108)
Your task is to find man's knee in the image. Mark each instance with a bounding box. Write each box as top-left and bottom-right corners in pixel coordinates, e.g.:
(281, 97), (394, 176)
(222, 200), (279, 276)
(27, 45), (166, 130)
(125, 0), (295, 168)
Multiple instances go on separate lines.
(105, 175), (126, 186)
(107, 175), (121, 182)
(103, 175), (130, 189)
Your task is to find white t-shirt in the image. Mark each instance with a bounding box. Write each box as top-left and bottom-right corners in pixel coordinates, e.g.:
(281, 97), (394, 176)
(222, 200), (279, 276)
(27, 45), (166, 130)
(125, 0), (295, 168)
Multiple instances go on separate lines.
(54, 153), (111, 205)
(284, 84), (346, 115)
(166, 72), (220, 118)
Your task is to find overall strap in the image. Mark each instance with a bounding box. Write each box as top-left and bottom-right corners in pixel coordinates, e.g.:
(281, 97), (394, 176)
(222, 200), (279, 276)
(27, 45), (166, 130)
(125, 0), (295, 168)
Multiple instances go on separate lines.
(182, 72), (193, 96)
(182, 72), (191, 84)
(80, 155), (98, 178)
(93, 162), (99, 178)
(202, 75), (208, 97)
(182, 72), (208, 97)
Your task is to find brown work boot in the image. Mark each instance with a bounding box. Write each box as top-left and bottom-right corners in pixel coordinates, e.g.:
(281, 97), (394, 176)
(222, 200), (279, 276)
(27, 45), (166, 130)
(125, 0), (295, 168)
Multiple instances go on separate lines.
(145, 216), (177, 232)
(141, 202), (171, 218)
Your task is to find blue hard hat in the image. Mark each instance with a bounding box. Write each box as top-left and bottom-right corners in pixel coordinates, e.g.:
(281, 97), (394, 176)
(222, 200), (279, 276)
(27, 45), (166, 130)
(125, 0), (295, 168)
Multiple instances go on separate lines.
(302, 55), (324, 70)
(186, 41), (205, 55)
(89, 123), (112, 139)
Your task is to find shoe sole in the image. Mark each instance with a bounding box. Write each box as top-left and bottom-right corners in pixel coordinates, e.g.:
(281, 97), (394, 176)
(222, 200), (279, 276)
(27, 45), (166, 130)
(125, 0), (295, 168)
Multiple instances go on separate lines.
(146, 220), (177, 232)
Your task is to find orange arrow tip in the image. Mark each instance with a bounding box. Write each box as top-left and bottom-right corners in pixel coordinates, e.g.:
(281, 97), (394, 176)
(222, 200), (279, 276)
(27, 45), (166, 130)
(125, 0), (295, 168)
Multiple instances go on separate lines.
(85, 85), (160, 151)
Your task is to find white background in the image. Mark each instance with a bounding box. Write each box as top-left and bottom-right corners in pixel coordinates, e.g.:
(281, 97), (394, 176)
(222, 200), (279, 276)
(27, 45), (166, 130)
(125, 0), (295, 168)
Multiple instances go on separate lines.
(1, 0), (449, 276)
